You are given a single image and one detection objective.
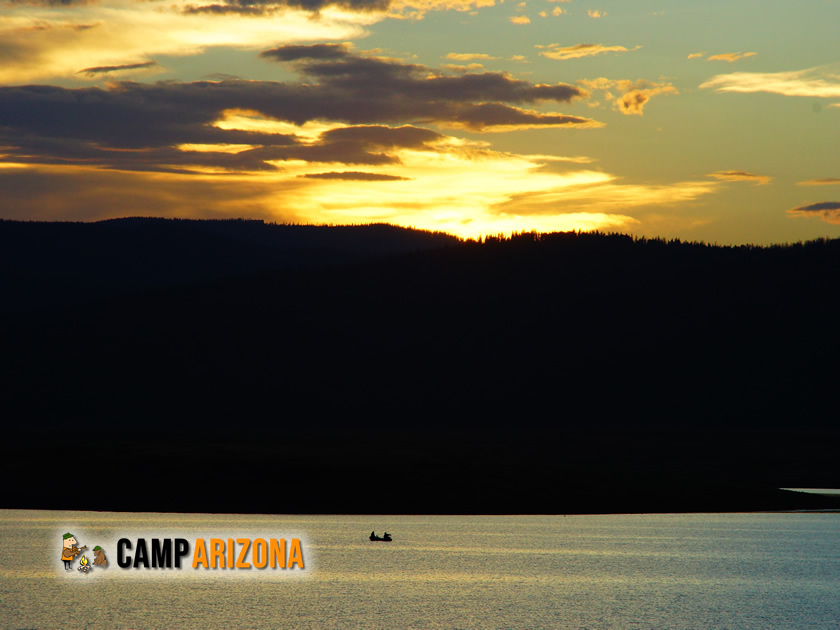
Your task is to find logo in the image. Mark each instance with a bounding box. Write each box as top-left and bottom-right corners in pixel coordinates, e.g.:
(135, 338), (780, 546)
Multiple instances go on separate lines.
(61, 532), (107, 574)
(60, 530), (306, 576)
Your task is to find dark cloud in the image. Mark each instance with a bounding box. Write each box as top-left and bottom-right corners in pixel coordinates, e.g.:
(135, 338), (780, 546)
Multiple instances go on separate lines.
(262, 43), (351, 61)
(261, 44), (585, 106)
(439, 102), (595, 131)
(0, 83), (298, 151)
(236, 125), (444, 166)
(250, 0), (389, 11)
(319, 125), (442, 149)
(77, 61), (159, 76)
(302, 171), (409, 181)
(791, 201), (840, 212)
(203, 73), (242, 81)
(1, 137), (287, 174)
(0, 82), (444, 169)
(183, 4), (273, 15)
(183, 0), (389, 12)
(787, 201), (840, 224)
(0, 82), (298, 172)
(0, 50), (595, 173)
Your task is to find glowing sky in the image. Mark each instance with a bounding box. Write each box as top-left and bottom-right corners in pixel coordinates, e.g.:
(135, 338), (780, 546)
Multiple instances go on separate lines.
(1, 0), (838, 242)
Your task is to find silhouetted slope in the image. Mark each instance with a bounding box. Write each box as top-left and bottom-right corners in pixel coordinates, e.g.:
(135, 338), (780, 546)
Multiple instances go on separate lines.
(0, 217), (460, 313)
(3, 228), (840, 514)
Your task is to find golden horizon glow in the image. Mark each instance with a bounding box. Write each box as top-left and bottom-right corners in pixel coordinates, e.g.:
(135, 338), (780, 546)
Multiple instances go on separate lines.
(1, 1), (839, 245)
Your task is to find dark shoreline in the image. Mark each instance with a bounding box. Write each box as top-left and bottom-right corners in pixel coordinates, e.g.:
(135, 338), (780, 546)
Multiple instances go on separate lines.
(6, 503), (840, 517)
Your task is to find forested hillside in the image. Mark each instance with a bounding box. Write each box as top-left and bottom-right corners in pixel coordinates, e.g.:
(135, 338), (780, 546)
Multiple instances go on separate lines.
(3, 222), (839, 514)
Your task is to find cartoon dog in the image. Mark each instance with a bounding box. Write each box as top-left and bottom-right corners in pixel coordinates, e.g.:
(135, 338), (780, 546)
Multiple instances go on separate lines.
(93, 546), (107, 567)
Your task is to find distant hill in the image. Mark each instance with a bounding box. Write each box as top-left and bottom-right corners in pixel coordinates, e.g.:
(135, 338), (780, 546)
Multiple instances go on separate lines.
(3, 224), (840, 515)
(0, 217), (460, 312)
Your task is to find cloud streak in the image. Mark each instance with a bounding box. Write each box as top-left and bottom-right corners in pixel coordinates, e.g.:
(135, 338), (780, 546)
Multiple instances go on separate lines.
(700, 65), (840, 98)
(798, 178), (840, 186)
(77, 61), (159, 76)
(446, 53), (496, 61)
(491, 178), (717, 218)
(301, 171), (409, 180)
(706, 52), (756, 63)
(707, 170), (772, 186)
(537, 43), (630, 61)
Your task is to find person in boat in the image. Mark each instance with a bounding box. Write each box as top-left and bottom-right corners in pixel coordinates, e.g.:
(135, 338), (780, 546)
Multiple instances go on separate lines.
(370, 531), (377, 541)
(383, 532), (392, 541)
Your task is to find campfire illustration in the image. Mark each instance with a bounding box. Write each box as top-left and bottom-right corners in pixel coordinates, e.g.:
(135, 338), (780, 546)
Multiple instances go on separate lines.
(77, 555), (92, 573)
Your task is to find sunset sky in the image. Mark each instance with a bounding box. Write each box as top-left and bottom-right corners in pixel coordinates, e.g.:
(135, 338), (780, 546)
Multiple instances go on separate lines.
(1, 0), (838, 242)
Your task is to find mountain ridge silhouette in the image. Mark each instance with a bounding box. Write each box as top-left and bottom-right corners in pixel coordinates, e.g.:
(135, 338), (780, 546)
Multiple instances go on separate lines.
(3, 220), (839, 514)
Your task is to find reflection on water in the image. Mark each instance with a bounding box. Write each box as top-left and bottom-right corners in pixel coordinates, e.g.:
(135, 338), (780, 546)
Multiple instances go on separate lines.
(2, 510), (839, 628)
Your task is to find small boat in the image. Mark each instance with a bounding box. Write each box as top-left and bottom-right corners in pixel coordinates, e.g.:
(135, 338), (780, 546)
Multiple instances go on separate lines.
(369, 531), (392, 542)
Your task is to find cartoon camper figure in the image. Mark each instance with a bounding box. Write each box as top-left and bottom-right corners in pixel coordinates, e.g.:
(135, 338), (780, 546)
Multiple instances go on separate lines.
(61, 533), (87, 570)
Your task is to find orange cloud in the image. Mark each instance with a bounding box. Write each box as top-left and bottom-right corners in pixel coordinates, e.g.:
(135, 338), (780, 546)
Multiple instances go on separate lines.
(445, 53), (496, 61)
(537, 43), (631, 61)
(578, 78), (678, 115)
(706, 52), (757, 63)
(797, 178), (840, 186)
(708, 170), (772, 185)
(510, 15), (530, 24)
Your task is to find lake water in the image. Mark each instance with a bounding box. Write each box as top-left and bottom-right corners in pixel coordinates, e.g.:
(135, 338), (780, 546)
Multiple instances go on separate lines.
(2, 510), (839, 628)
